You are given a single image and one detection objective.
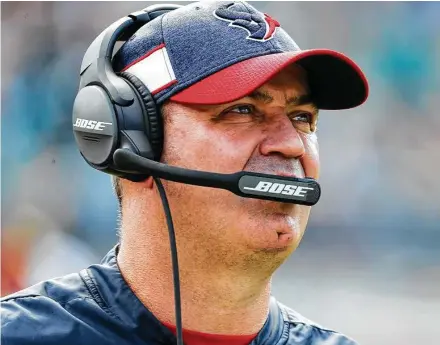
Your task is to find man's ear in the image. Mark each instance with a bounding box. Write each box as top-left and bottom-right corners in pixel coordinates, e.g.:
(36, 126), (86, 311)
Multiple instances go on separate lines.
(124, 176), (154, 191)
(145, 176), (154, 188)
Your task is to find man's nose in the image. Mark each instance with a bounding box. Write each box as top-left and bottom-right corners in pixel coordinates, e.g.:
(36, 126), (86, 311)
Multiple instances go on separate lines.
(259, 115), (305, 159)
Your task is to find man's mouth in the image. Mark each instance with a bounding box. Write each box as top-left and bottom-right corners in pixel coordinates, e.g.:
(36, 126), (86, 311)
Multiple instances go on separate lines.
(274, 171), (304, 179)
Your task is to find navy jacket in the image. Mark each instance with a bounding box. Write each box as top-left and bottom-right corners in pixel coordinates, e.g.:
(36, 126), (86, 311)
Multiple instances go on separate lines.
(2, 246), (357, 345)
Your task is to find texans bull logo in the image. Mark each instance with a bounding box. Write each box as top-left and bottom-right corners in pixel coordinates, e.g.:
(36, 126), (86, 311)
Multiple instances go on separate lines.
(214, 2), (280, 42)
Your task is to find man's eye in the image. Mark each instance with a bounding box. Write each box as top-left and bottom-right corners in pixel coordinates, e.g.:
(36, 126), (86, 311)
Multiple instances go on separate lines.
(229, 105), (255, 115)
(216, 104), (259, 123)
(291, 112), (312, 123)
(289, 112), (317, 133)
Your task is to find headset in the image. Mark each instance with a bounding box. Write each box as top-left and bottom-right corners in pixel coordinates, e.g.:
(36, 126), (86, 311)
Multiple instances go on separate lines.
(72, 4), (322, 345)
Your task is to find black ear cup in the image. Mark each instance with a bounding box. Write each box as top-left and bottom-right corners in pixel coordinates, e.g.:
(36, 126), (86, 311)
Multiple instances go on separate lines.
(119, 72), (163, 160)
(72, 85), (119, 167)
(73, 5), (182, 182)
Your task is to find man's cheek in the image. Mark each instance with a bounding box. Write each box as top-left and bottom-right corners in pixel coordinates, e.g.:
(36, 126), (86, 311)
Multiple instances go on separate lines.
(305, 132), (319, 156)
(300, 133), (320, 179)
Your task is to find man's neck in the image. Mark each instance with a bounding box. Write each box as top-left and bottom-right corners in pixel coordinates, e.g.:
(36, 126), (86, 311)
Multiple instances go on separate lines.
(117, 239), (272, 335)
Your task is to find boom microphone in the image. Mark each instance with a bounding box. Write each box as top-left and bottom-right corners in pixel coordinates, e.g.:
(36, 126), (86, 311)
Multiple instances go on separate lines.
(113, 148), (321, 206)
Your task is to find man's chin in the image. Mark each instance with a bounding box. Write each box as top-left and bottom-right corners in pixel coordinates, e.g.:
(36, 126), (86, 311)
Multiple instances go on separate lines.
(244, 214), (303, 255)
(255, 237), (298, 254)
(245, 241), (297, 277)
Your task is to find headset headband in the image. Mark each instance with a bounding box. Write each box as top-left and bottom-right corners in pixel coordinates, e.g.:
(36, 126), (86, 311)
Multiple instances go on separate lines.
(78, 4), (183, 106)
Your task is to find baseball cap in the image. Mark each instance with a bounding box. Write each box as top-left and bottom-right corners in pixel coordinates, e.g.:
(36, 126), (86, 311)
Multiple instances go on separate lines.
(113, 1), (368, 110)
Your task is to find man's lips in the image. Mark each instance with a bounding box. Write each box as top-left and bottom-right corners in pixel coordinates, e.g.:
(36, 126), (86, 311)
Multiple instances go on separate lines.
(242, 170), (304, 179)
(274, 171), (305, 179)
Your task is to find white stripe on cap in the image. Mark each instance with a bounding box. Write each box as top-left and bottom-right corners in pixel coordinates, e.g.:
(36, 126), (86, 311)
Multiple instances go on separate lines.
(125, 45), (177, 94)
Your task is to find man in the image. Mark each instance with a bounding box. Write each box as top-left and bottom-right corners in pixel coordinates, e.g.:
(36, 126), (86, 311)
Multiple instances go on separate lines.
(1, 1), (368, 345)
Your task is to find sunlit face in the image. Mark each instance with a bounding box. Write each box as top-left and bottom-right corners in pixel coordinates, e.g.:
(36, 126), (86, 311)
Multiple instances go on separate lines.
(159, 64), (320, 271)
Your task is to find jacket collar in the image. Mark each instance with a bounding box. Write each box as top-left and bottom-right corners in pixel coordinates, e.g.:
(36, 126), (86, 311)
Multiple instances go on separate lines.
(87, 245), (285, 345)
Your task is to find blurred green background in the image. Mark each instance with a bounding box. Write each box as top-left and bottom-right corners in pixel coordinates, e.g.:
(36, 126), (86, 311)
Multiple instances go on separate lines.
(1, 2), (439, 344)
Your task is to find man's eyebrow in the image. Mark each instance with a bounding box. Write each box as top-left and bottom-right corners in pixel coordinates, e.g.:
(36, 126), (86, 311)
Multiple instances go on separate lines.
(286, 94), (315, 107)
(248, 90), (274, 104)
(287, 94), (318, 113)
(247, 90), (318, 110)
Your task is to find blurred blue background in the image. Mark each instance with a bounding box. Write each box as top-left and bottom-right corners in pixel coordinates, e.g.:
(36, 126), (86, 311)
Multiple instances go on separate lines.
(1, 2), (439, 344)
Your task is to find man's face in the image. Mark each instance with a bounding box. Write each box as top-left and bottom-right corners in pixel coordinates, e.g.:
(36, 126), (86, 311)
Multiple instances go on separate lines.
(160, 64), (320, 271)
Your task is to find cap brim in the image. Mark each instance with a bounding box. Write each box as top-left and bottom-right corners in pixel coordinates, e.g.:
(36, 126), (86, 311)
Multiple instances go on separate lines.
(170, 49), (369, 110)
